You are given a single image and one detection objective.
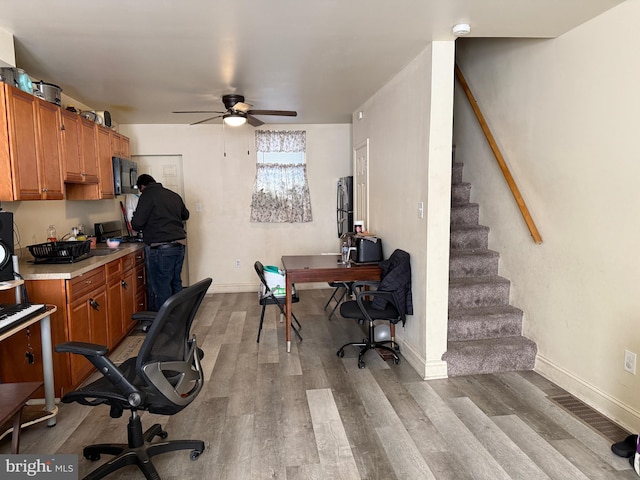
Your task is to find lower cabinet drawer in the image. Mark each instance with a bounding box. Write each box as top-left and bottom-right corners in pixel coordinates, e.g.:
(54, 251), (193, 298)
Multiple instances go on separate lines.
(68, 267), (105, 299)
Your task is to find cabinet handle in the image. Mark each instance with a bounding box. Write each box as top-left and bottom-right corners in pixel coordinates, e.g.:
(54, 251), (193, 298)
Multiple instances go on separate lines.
(89, 298), (100, 311)
(85, 280), (92, 285)
(121, 280), (128, 289)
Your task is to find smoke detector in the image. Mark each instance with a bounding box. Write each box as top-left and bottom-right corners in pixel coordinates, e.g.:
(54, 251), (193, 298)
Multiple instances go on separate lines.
(452, 23), (471, 36)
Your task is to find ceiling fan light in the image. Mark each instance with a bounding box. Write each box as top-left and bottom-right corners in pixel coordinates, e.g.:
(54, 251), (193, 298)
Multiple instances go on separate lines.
(223, 113), (247, 127)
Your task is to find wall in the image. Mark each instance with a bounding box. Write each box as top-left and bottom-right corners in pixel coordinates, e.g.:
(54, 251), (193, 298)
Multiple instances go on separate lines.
(454, 1), (640, 431)
(352, 42), (455, 379)
(120, 123), (351, 291)
(3, 198), (122, 256)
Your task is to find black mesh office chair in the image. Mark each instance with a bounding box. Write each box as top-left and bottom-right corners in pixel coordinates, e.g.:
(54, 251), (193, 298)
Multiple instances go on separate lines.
(55, 277), (212, 480)
(337, 249), (412, 368)
(254, 261), (302, 343)
(324, 281), (353, 319)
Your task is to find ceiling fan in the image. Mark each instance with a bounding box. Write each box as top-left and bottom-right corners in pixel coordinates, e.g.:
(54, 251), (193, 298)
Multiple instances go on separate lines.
(172, 94), (297, 127)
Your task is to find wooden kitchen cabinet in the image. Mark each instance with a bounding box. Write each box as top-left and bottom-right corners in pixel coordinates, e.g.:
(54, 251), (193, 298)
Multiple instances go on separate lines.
(0, 249), (145, 397)
(36, 99), (65, 199)
(106, 253), (138, 346)
(80, 117), (99, 182)
(61, 110), (98, 184)
(134, 253), (147, 314)
(97, 126), (115, 198)
(0, 83), (64, 201)
(66, 269), (108, 385)
(111, 131), (130, 159)
(66, 124), (113, 200)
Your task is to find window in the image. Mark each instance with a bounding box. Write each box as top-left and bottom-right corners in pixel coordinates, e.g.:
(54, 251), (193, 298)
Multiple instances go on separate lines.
(250, 130), (313, 223)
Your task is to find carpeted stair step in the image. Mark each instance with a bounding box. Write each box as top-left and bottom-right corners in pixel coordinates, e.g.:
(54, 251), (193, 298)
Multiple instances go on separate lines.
(451, 203), (479, 226)
(448, 305), (524, 341)
(449, 249), (499, 278)
(443, 336), (537, 376)
(451, 182), (472, 206)
(449, 275), (510, 309)
(450, 224), (489, 250)
(452, 162), (464, 184)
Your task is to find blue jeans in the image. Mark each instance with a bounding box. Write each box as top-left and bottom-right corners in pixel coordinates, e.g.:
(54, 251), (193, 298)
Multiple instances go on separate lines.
(145, 244), (185, 311)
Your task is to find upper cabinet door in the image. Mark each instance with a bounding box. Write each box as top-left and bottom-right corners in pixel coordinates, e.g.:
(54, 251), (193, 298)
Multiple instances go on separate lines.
(97, 126), (114, 198)
(5, 86), (41, 200)
(80, 117), (98, 182)
(61, 109), (83, 183)
(36, 100), (64, 200)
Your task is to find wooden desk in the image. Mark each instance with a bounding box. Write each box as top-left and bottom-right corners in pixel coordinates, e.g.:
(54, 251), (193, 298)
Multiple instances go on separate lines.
(0, 381), (43, 453)
(281, 255), (381, 352)
(0, 305), (58, 427)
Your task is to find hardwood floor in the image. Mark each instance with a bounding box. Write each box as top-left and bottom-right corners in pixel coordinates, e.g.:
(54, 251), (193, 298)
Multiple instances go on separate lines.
(3, 289), (637, 479)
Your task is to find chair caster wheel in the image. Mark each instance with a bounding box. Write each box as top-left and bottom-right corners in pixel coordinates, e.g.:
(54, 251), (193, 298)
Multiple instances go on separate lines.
(358, 360), (365, 369)
(190, 449), (203, 461)
(159, 430), (168, 439)
(337, 349), (344, 358)
(393, 358), (400, 365)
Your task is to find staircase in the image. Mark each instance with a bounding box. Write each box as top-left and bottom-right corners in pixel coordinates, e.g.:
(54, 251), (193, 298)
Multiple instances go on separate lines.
(442, 161), (537, 376)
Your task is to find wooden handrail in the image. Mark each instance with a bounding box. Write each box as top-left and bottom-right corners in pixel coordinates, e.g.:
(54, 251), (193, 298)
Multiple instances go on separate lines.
(454, 64), (543, 244)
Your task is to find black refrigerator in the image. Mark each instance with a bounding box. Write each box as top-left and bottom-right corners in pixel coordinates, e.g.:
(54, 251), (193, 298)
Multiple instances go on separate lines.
(336, 176), (353, 238)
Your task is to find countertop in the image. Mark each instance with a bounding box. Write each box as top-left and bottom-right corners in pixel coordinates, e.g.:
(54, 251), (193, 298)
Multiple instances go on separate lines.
(15, 243), (145, 280)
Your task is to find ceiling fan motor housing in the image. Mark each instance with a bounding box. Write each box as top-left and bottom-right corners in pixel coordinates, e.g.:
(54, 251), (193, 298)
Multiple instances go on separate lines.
(223, 94), (245, 110)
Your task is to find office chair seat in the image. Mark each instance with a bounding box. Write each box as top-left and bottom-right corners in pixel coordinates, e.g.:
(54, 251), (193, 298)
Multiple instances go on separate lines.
(55, 278), (212, 480)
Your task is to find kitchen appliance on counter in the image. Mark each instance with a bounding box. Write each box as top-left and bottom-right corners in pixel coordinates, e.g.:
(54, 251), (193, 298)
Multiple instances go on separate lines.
(337, 176), (353, 238)
(94, 221), (124, 243)
(354, 236), (383, 264)
(113, 157), (138, 195)
(94, 221), (143, 243)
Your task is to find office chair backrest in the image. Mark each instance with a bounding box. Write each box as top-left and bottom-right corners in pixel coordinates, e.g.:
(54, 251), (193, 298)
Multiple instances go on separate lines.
(136, 277), (212, 414)
(371, 249), (413, 319)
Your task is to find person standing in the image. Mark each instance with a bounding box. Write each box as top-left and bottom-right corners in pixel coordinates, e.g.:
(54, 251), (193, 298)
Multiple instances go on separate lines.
(131, 174), (190, 311)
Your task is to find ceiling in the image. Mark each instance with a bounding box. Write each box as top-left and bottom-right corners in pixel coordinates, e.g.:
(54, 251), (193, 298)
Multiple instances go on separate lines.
(0, 0), (622, 126)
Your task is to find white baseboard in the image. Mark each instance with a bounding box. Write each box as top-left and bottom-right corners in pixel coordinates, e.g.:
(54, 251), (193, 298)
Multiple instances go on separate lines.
(536, 353), (640, 433)
(396, 337), (448, 380)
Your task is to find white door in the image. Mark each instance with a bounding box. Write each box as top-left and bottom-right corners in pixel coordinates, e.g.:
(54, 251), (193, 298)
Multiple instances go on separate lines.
(132, 155), (190, 286)
(353, 139), (369, 231)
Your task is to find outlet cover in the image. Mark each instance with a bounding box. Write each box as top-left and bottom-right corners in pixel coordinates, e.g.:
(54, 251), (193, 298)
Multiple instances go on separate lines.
(624, 349), (637, 374)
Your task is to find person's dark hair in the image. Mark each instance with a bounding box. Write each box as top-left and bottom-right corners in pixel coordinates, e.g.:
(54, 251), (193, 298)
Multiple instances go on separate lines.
(136, 174), (156, 189)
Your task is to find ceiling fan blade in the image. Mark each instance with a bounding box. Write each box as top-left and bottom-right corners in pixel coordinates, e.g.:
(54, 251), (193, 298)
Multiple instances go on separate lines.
(190, 115), (223, 126)
(230, 101), (252, 113)
(247, 109), (297, 117)
(173, 110), (225, 114)
(247, 115), (264, 127)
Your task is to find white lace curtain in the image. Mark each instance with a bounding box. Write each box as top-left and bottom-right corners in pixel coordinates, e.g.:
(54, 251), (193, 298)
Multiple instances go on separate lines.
(250, 130), (313, 223)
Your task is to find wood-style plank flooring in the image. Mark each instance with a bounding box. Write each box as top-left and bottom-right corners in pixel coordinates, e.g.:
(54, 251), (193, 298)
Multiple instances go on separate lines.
(2, 289), (637, 479)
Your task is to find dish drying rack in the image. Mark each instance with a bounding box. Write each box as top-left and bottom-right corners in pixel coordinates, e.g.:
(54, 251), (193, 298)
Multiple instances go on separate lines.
(27, 240), (92, 264)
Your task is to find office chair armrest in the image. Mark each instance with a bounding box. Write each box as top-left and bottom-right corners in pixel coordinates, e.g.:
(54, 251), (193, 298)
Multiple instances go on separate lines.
(351, 281), (381, 292)
(131, 311), (157, 321)
(55, 341), (108, 356)
(55, 342), (146, 408)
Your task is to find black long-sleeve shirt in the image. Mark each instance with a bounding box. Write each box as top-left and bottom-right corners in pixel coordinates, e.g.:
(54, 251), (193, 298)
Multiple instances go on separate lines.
(131, 182), (189, 245)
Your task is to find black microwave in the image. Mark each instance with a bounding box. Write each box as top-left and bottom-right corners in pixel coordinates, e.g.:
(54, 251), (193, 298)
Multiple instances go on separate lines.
(113, 157), (138, 195)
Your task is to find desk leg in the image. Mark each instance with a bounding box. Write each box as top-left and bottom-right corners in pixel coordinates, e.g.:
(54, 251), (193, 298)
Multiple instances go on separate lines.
(11, 408), (22, 453)
(39, 314), (56, 426)
(285, 276), (292, 353)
